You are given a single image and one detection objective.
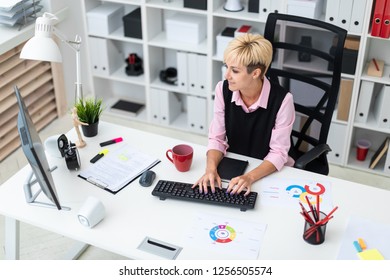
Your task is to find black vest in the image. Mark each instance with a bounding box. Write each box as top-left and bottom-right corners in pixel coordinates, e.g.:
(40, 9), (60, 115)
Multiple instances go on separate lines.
(223, 79), (288, 159)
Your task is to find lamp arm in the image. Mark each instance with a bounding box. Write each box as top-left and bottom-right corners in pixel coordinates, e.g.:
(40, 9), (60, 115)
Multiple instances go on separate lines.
(53, 27), (83, 102)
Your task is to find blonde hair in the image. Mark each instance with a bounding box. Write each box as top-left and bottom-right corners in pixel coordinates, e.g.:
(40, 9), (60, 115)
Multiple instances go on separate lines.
(223, 33), (273, 78)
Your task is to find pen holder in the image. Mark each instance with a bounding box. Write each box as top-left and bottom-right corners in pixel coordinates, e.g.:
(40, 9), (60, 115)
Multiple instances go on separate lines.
(303, 211), (328, 245)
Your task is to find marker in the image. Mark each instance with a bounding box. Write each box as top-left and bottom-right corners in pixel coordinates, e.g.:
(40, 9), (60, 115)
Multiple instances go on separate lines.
(353, 241), (362, 252)
(99, 137), (123, 147)
(90, 149), (109, 163)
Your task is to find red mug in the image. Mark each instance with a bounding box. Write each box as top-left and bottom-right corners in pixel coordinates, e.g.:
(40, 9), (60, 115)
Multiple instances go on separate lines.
(166, 144), (193, 172)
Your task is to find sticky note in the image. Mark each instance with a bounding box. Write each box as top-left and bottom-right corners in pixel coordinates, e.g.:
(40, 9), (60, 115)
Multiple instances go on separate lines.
(358, 238), (367, 250)
(357, 249), (385, 260)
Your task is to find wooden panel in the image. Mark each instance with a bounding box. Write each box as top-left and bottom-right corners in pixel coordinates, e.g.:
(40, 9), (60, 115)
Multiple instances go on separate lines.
(0, 39), (65, 162)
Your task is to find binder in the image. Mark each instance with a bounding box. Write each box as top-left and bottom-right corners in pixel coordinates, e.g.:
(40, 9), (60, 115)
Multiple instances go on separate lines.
(187, 95), (207, 134)
(150, 88), (182, 125)
(337, 0), (353, 31)
(325, 0), (339, 24)
(187, 52), (198, 94)
(259, 0), (271, 20)
(371, 0), (387, 37)
(373, 85), (390, 128)
(380, 0), (390, 38)
(177, 51), (188, 92)
(327, 123), (347, 164)
(349, 0), (366, 34)
(354, 81), (375, 123)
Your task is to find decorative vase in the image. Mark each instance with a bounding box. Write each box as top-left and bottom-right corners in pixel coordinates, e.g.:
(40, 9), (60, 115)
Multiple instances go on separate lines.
(81, 120), (99, 137)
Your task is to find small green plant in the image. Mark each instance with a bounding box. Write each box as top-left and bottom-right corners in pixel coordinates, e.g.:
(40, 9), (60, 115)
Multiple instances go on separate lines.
(74, 97), (104, 124)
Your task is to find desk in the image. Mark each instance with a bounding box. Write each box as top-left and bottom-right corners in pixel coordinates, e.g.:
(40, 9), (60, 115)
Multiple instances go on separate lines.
(1, 121), (390, 260)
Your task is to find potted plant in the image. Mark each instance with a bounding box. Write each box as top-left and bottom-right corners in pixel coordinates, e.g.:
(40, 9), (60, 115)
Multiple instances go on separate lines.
(74, 97), (104, 137)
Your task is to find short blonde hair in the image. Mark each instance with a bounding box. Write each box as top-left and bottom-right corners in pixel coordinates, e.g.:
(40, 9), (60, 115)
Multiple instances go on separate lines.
(223, 33), (273, 77)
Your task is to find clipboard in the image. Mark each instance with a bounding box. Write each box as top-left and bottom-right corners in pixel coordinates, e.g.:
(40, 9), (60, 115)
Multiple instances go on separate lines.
(78, 143), (160, 194)
(217, 156), (249, 182)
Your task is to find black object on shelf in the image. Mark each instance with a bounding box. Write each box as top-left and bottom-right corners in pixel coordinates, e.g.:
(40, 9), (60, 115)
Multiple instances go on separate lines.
(123, 8), (142, 39)
(298, 36), (312, 62)
(328, 46), (358, 75)
(248, 0), (260, 13)
(184, 0), (207, 10)
(221, 27), (236, 37)
(110, 99), (144, 117)
(125, 53), (143, 76)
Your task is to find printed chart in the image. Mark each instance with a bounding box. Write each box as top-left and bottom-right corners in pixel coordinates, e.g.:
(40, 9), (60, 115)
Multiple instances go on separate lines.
(183, 212), (267, 259)
(258, 178), (333, 212)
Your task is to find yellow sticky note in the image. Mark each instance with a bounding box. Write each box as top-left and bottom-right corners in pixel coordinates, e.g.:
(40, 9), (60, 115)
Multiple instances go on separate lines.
(357, 249), (385, 260)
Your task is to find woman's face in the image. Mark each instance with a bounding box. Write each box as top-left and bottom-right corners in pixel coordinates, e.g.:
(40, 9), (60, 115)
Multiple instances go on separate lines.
(224, 58), (257, 92)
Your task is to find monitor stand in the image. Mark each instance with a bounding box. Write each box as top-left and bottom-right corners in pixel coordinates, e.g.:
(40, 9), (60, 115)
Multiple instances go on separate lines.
(23, 166), (71, 211)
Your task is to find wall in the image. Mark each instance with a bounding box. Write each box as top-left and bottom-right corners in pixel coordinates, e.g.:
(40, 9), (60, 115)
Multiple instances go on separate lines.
(43, 0), (91, 108)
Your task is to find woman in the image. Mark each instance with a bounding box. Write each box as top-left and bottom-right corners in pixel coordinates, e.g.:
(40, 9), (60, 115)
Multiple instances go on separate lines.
(193, 33), (295, 196)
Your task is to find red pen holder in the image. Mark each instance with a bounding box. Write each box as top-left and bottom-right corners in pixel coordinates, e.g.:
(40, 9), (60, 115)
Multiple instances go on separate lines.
(303, 211), (328, 245)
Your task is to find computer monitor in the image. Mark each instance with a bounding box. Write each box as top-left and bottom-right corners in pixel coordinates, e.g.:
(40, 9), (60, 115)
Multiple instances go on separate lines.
(14, 85), (69, 211)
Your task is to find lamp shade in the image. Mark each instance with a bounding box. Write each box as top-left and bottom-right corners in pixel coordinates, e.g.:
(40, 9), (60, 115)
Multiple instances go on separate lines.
(20, 13), (62, 63)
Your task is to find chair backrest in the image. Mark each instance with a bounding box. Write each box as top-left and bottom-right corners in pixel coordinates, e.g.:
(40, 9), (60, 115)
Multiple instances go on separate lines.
(264, 13), (347, 165)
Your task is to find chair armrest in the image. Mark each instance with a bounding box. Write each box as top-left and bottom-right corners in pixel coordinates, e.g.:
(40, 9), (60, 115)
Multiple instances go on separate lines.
(294, 144), (332, 170)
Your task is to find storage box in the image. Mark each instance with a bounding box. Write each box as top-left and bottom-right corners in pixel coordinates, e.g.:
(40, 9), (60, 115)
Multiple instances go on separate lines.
(184, 0), (207, 10)
(165, 13), (206, 44)
(123, 7), (142, 39)
(87, 3), (124, 36)
(287, 0), (324, 19)
(216, 27), (236, 59)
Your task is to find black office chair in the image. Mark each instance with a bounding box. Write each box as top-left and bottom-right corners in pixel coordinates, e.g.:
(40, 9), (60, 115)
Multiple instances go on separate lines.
(264, 13), (347, 175)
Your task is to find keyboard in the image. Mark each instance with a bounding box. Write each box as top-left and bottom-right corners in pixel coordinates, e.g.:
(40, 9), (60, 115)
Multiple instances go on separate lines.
(152, 180), (258, 211)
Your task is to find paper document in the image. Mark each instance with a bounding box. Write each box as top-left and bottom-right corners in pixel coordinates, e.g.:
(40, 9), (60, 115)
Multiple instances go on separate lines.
(79, 143), (160, 193)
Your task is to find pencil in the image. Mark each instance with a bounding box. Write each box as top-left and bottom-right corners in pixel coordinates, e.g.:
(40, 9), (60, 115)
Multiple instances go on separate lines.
(373, 58), (379, 71)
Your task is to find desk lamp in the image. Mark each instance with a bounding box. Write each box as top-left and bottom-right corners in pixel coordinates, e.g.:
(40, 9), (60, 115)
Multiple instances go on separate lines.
(20, 12), (83, 103)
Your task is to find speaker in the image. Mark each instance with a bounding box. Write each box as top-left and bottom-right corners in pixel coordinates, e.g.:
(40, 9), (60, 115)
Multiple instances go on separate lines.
(159, 67), (177, 85)
(78, 196), (105, 228)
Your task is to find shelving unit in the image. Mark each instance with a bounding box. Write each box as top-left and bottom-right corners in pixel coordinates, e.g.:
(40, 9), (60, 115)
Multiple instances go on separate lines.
(79, 0), (390, 177)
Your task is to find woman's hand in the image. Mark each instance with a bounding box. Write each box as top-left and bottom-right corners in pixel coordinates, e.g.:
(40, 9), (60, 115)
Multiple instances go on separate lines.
(226, 173), (255, 196)
(192, 169), (222, 194)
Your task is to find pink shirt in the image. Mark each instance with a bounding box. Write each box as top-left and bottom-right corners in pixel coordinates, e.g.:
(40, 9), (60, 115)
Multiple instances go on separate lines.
(207, 78), (295, 170)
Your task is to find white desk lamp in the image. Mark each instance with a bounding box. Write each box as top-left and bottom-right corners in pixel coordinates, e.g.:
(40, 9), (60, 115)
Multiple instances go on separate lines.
(224, 0), (244, 12)
(20, 12), (83, 103)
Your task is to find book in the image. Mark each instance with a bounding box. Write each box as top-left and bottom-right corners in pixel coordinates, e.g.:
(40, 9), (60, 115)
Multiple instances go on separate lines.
(217, 156), (249, 182)
(369, 137), (390, 169)
(78, 143), (160, 193)
(110, 99), (144, 117)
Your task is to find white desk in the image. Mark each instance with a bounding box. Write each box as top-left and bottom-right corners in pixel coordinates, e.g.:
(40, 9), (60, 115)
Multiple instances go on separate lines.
(1, 121), (390, 260)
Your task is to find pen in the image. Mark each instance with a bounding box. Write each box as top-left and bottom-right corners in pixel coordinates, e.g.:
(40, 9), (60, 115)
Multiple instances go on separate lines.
(372, 58), (379, 71)
(99, 137), (123, 147)
(90, 149), (109, 163)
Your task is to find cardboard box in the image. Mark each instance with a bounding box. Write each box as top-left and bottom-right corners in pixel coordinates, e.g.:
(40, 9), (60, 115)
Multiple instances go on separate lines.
(287, 0), (324, 19)
(123, 7), (142, 39)
(165, 13), (206, 44)
(337, 79), (353, 121)
(87, 3), (124, 36)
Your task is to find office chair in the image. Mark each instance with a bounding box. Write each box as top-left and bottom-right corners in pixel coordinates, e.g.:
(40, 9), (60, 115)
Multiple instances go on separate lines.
(264, 13), (347, 175)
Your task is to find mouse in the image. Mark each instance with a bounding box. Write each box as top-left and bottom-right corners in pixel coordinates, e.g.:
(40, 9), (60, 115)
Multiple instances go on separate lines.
(139, 170), (156, 187)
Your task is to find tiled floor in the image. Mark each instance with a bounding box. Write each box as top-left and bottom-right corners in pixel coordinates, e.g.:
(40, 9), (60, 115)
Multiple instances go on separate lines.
(0, 115), (389, 259)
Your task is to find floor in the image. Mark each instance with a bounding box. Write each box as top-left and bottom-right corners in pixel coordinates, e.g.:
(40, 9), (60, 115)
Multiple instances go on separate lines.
(0, 115), (389, 259)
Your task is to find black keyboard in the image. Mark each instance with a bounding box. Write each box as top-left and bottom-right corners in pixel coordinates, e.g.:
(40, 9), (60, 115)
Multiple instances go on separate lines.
(152, 180), (258, 211)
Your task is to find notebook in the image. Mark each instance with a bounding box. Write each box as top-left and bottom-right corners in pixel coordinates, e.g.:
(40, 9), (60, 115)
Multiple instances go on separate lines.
(217, 157), (249, 182)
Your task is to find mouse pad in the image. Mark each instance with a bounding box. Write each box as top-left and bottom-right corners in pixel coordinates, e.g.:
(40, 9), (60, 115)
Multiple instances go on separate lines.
(217, 157), (249, 182)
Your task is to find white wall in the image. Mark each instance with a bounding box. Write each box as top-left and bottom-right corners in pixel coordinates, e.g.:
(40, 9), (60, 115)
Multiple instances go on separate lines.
(44, 0), (91, 108)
